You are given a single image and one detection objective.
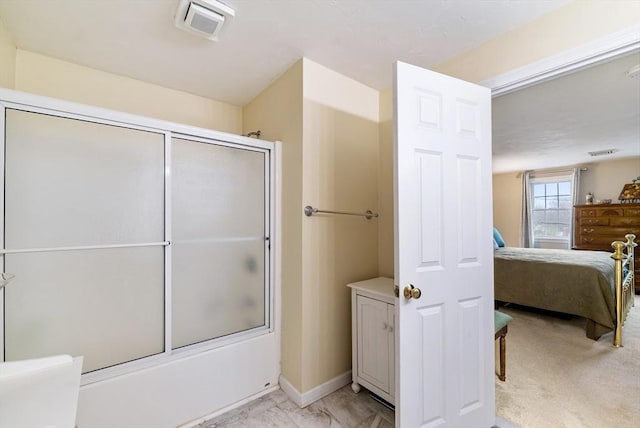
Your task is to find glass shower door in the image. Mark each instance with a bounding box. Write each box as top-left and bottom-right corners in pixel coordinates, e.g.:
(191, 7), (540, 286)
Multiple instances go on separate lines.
(171, 137), (269, 349)
(2, 109), (166, 373)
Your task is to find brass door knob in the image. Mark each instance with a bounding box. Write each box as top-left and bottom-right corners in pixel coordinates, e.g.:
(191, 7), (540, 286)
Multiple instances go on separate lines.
(403, 284), (422, 299)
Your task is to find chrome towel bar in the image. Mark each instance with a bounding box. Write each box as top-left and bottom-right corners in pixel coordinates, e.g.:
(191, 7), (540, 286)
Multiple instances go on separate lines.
(304, 205), (378, 220)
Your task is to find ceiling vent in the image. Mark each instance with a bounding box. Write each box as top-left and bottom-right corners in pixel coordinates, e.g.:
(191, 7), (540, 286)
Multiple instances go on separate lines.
(174, 0), (235, 41)
(588, 149), (618, 157)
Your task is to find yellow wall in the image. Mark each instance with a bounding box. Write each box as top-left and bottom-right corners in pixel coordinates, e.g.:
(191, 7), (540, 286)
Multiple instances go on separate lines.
(301, 58), (379, 391)
(0, 19), (15, 88)
(492, 156), (640, 246)
(244, 58), (380, 394)
(14, 50), (242, 133)
(377, 88), (394, 278)
(243, 60), (304, 391)
(435, 1), (640, 83)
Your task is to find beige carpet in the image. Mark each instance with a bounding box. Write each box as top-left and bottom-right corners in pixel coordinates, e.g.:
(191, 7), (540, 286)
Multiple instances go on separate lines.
(495, 296), (640, 428)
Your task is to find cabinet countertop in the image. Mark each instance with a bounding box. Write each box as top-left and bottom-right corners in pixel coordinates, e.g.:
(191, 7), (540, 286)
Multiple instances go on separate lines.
(347, 277), (395, 299)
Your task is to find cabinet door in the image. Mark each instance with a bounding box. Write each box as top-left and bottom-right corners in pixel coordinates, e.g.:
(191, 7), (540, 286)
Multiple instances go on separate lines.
(357, 295), (391, 393)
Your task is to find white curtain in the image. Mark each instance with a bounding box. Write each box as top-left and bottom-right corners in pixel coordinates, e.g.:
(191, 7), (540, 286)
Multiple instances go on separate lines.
(521, 171), (533, 248)
(569, 167), (582, 248)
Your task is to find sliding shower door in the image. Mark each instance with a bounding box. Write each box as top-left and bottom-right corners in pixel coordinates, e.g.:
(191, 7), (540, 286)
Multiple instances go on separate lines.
(1, 102), (274, 382)
(171, 137), (269, 349)
(3, 109), (166, 373)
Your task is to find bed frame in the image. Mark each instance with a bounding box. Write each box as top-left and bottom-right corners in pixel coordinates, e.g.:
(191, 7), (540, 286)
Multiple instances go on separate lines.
(611, 234), (636, 347)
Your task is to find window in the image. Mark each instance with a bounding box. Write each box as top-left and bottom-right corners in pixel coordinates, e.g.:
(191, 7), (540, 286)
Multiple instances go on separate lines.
(529, 174), (574, 248)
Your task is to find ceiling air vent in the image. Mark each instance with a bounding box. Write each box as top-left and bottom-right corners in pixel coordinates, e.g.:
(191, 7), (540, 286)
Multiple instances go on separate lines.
(588, 149), (618, 157)
(174, 0), (235, 41)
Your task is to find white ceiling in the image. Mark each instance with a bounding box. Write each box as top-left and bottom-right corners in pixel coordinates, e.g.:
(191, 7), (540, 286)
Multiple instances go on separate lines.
(0, 0), (569, 105)
(1, 0), (637, 173)
(492, 52), (640, 173)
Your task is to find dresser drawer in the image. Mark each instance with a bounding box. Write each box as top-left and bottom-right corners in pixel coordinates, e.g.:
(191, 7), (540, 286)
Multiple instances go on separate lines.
(610, 217), (640, 227)
(578, 226), (637, 238)
(576, 235), (627, 246)
(624, 207), (640, 217)
(580, 217), (609, 226)
(596, 207), (624, 216)
(578, 208), (597, 217)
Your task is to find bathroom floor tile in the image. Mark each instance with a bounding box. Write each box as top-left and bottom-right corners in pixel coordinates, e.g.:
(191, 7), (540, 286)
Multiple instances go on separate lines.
(200, 385), (394, 428)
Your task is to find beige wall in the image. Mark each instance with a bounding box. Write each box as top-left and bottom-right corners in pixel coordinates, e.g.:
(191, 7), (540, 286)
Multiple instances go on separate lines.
(244, 58), (380, 394)
(378, 88), (394, 278)
(579, 157), (640, 203)
(435, 1), (640, 83)
(492, 157), (640, 246)
(0, 19), (15, 88)
(14, 50), (242, 133)
(301, 58), (379, 392)
(243, 60), (304, 391)
(492, 172), (524, 246)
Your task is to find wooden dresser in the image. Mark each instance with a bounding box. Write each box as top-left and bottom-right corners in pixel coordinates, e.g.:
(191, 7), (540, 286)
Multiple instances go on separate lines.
(573, 203), (640, 292)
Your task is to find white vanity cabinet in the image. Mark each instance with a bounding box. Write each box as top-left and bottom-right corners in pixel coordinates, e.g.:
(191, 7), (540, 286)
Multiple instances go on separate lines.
(347, 277), (395, 405)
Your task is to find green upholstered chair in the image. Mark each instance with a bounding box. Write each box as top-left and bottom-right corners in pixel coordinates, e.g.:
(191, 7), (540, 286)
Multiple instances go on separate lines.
(494, 310), (512, 381)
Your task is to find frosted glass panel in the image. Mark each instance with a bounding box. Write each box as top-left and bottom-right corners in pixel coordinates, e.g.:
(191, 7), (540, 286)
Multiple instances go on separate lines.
(172, 138), (265, 239)
(172, 138), (267, 348)
(4, 247), (165, 373)
(4, 109), (164, 249)
(172, 240), (265, 348)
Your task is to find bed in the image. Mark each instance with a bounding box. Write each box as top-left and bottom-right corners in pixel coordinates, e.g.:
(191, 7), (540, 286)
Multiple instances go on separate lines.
(494, 234), (636, 345)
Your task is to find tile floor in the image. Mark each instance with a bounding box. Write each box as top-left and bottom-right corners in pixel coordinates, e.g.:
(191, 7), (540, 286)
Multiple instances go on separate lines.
(198, 384), (518, 428)
(198, 385), (395, 427)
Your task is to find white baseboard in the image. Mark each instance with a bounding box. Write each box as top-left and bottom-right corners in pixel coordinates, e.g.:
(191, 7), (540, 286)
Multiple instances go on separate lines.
(279, 371), (352, 408)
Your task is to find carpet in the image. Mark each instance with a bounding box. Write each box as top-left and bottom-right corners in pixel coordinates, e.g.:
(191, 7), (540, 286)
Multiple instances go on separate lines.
(495, 296), (640, 428)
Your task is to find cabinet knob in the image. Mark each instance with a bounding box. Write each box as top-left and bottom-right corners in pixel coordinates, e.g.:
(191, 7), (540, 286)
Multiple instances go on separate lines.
(583, 228), (594, 233)
(403, 284), (422, 300)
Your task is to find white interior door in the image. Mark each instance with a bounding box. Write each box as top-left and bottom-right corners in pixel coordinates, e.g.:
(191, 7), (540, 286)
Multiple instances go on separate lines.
(394, 61), (494, 427)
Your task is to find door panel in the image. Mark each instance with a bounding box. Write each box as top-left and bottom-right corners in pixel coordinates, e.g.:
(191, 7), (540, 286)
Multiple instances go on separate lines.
(418, 304), (445, 425)
(357, 295), (390, 392)
(457, 157), (482, 262)
(417, 151), (443, 269)
(395, 61), (494, 427)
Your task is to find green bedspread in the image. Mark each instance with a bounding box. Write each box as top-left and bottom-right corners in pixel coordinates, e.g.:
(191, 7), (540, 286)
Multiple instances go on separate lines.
(494, 247), (615, 340)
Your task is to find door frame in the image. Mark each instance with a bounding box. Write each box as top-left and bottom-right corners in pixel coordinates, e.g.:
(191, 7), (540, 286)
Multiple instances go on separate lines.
(481, 23), (640, 96)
